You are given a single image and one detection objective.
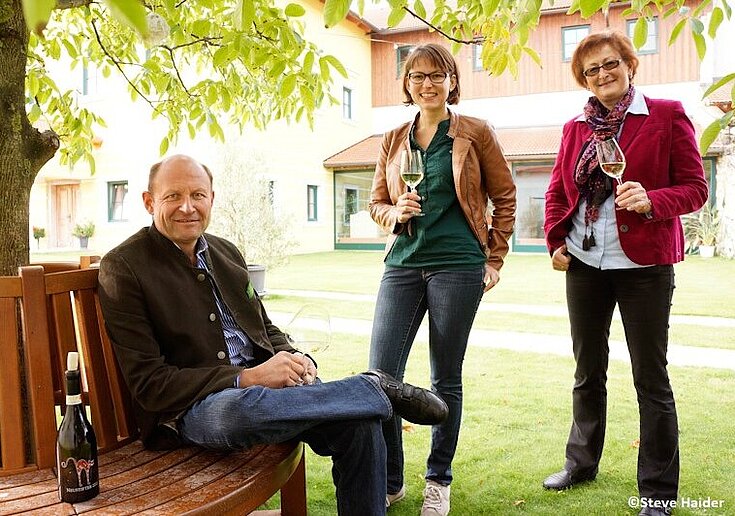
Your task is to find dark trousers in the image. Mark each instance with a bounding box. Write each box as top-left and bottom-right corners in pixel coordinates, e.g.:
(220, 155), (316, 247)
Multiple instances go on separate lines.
(563, 256), (679, 502)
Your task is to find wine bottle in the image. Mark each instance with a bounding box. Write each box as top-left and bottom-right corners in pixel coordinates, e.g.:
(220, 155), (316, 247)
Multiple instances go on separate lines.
(56, 351), (99, 503)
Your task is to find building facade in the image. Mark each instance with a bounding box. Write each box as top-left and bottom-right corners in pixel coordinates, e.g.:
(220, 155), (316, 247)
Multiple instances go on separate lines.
(30, 1), (734, 258)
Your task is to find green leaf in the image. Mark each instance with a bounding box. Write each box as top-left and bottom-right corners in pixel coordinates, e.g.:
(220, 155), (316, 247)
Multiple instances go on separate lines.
(669, 17), (687, 45)
(235, 0), (256, 31)
(579, 0), (607, 18)
(414, 0), (427, 18)
(523, 46), (543, 67)
(708, 7), (723, 39)
(104, 0), (149, 38)
(21, 0), (55, 35)
(633, 17), (648, 49)
(285, 3), (306, 17)
(27, 73), (40, 97)
(701, 73), (735, 98)
(692, 32), (706, 60)
(691, 0), (713, 18)
(481, 0), (501, 17)
(387, 6), (407, 26)
(280, 75), (297, 98)
(699, 116), (725, 155)
(323, 0), (351, 28)
(689, 17), (705, 35)
(160, 137), (170, 156)
(321, 55), (348, 78)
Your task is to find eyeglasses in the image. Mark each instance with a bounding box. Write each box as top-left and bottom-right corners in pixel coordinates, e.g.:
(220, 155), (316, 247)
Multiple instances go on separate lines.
(407, 71), (449, 84)
(582, 59), (622, 77)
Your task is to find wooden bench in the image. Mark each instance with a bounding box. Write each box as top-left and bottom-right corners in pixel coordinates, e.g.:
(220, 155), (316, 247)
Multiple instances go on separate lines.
(0, 264), (307, 515)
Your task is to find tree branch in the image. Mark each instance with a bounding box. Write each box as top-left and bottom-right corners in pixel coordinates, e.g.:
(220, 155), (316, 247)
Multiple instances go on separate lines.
(56, 0), (94, 10)
(89, 17), (166, 117)
(403, 6), (482, 45)
(161, 46), (193, 96)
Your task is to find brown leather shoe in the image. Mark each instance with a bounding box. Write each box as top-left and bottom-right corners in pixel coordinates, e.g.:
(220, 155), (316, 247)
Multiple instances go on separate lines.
(542, 469), (596, 490)
(364, 370), (448, 425)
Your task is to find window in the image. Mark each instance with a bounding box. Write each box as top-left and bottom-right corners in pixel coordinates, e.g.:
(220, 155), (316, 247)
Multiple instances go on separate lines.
(396, 45), (415, 77)
(562, 25), (590, 61)
(342, 87), (353, 120)
(473, 43), (483, 71)
(81, 63), (99, 96)
(307, 185), (318, 221)
(627, 17), (658, 54)
(108, 181), (128, 222)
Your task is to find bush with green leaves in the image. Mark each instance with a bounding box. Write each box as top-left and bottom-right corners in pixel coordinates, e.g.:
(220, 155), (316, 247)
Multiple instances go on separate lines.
(209, 151), (296, 269)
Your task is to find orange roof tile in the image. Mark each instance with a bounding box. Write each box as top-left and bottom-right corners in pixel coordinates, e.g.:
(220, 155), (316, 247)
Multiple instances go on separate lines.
(323, 126), (563, 169)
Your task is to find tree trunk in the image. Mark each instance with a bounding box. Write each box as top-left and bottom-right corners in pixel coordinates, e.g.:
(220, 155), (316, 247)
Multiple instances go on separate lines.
(0, 1), (59, 276)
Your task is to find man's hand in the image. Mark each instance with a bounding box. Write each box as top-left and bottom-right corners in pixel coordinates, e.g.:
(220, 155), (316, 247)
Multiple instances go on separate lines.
(238, 351), (315, 389)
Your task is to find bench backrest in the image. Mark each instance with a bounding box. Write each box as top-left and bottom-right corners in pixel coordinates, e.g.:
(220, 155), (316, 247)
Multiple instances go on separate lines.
(0, 273), (30, 474)
(0, 264), (138, 476)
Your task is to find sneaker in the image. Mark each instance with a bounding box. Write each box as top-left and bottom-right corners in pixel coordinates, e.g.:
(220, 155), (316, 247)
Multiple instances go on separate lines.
(385, 485), (406, 508)
(421, 480), (450, 516)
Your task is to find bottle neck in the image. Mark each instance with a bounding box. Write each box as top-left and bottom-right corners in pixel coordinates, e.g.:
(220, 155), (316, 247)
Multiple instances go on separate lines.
(66, 394), (82, 406)
(65, 370), (82, 406)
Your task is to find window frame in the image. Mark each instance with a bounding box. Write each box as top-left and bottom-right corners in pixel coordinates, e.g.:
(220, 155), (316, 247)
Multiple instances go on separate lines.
(561, 25), (590, 62)
(307, 184), (318, 222)
(396, 45), (415, 77)
(626, 17), (659, 55)
(107, 180), (129, 222)
(342, 86), (353, 120)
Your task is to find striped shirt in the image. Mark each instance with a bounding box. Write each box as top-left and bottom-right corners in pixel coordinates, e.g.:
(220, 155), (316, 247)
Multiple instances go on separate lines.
(195, 237), (255, 365)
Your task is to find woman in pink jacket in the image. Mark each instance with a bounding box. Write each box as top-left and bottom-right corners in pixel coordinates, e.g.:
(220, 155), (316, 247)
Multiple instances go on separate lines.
(543, 31), (708, 516)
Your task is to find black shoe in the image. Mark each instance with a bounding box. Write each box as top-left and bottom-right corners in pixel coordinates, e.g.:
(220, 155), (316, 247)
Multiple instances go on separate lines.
(364, 370), (448, 425)
(639, 506), (673, 516)
(542, 469), (596, 490)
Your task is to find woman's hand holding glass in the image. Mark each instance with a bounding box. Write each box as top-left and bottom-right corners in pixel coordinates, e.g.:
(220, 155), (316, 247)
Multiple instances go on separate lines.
(398, 149), (425, 218)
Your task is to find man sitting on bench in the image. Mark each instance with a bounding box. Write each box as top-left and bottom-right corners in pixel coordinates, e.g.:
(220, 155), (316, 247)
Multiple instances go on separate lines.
(98, 154), (448, 515)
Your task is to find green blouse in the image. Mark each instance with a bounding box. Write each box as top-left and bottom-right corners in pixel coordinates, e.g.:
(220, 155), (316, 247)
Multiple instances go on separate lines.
(386, 118), (486, 269)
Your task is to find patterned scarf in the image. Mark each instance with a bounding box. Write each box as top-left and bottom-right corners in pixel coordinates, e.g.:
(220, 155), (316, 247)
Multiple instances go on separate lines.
(574, 85), (635, 249)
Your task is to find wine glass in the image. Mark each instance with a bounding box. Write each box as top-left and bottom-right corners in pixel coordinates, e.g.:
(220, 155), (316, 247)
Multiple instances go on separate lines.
(284, 304), (332, 384)
(595, 138), (626, 186)
(399, 149), (425, 216)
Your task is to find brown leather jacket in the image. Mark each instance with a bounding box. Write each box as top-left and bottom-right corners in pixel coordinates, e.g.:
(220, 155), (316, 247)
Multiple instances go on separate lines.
(369, 111), (516, 271)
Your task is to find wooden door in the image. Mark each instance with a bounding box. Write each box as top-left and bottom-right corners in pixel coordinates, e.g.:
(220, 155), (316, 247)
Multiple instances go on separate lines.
(54, 184), (78, 248)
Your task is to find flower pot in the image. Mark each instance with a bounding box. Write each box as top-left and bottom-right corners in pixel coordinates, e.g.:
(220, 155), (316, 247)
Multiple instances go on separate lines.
(79, 236), (89, 249)
(247, 264), (266, 296)
(699, 245), (715, 258)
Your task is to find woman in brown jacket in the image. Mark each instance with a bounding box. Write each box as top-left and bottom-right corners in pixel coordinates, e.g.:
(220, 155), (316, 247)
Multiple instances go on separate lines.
(368, 43), (516, 515)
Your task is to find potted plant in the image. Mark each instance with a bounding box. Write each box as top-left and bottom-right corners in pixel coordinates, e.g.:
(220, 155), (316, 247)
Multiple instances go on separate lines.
(33, 226), (46, 249)
(72, 221), (95, 249)
(683, 204), (721, 258)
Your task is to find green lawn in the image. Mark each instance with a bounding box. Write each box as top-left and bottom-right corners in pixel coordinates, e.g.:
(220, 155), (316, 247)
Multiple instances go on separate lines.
(273, 333), (735, 515)
(260, 252), (734, 514)
(265, 251), (735, 351)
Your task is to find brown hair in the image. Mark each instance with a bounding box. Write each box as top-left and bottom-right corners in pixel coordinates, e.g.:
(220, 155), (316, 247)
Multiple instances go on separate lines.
(401, 43), (460, 106)
(571, 30), (639, 88)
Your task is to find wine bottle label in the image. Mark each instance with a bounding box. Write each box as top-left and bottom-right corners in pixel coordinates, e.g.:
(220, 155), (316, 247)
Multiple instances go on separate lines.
(57, 455), (99, 502)
(66, 394), (82, 405)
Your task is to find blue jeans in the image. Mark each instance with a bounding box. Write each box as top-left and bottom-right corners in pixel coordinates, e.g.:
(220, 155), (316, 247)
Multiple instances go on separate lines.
(179, 375), (392, 515)
(369, 265), (485, 491)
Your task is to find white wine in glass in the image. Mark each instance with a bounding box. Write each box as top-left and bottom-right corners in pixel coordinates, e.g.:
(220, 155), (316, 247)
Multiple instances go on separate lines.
(399, 149), (425, 216)
(596, 138), (626, 186)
